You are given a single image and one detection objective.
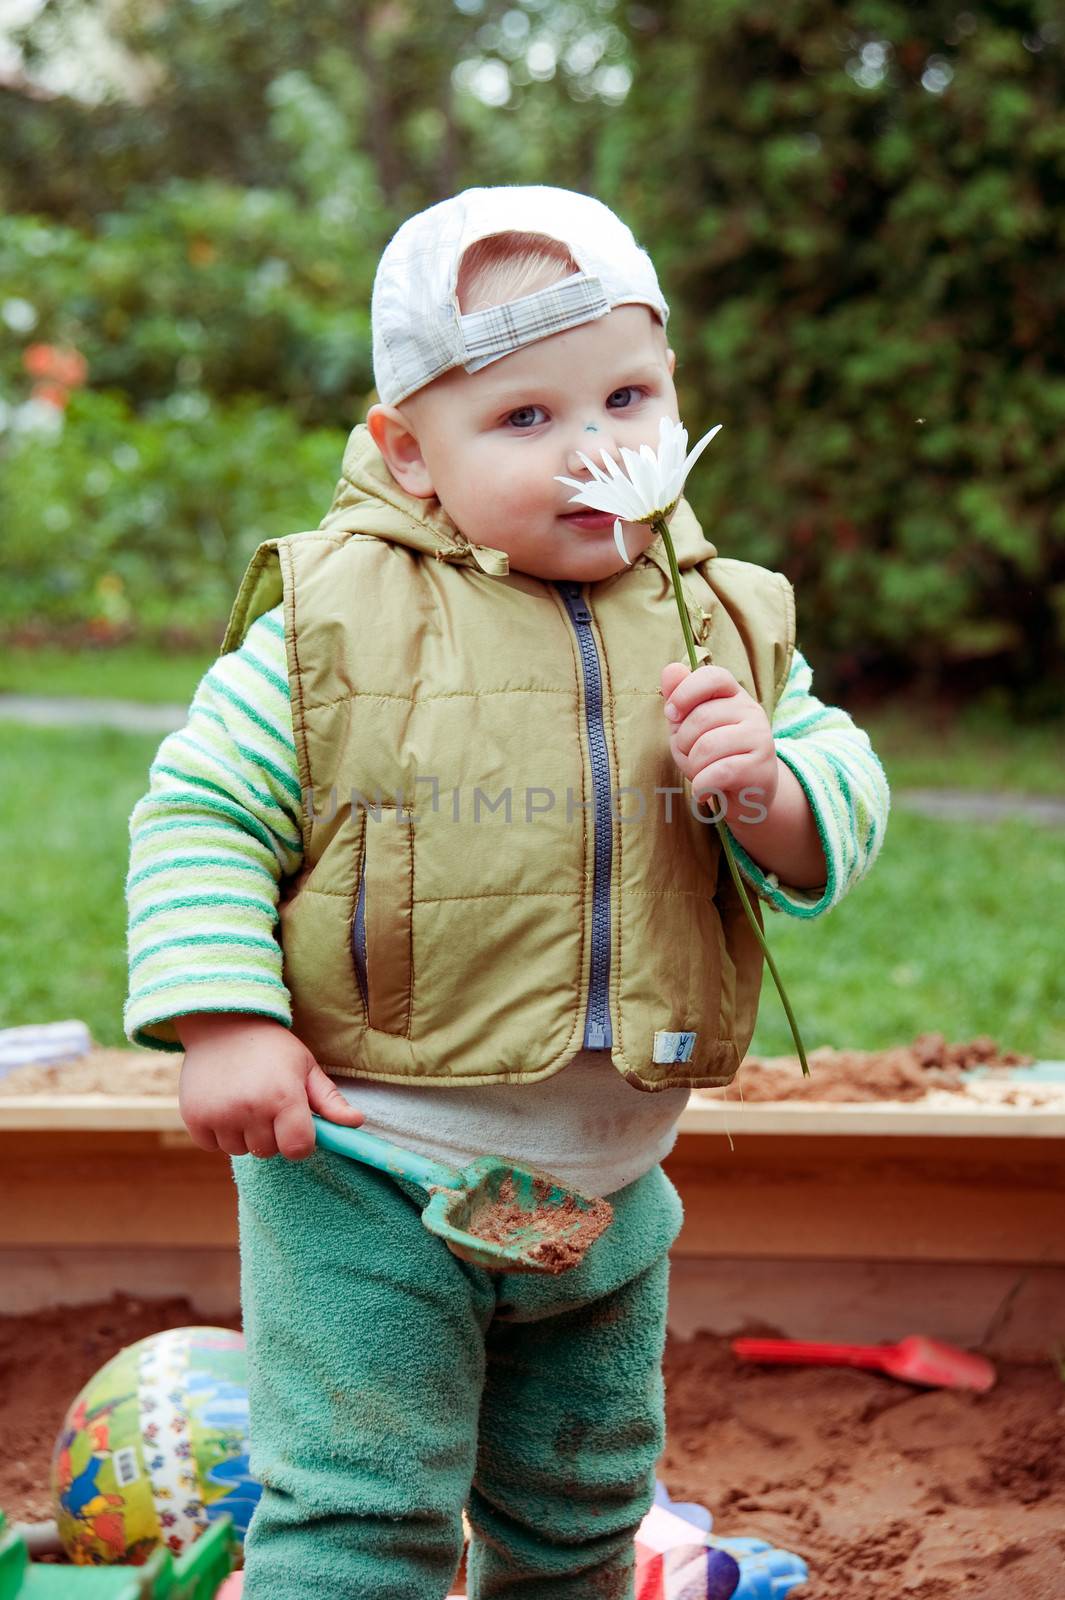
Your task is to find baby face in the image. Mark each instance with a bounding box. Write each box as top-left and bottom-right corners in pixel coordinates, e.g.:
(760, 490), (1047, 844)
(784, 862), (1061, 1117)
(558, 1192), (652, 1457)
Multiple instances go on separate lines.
(399, 306), (679, 583)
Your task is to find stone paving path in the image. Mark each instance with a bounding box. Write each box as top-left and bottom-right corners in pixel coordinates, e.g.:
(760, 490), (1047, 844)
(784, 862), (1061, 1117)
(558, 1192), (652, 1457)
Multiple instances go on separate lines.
(0, 693), (187, 735)
(893, 787), (1065, 827)
(2, 693), (1063, 825)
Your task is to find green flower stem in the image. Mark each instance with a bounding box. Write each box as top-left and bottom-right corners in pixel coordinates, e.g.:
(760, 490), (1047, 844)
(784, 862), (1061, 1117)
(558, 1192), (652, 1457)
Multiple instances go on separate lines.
(654, 512), (810, 1078)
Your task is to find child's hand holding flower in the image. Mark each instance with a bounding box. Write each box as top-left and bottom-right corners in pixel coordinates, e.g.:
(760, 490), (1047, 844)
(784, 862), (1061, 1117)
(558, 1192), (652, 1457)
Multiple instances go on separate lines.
(661, 662), (779, 816)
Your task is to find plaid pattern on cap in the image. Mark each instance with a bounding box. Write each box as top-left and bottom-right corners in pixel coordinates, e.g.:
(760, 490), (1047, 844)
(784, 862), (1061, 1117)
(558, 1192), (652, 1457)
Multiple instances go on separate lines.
(371, 186), (668, 405)
(461, 273), (611, 371)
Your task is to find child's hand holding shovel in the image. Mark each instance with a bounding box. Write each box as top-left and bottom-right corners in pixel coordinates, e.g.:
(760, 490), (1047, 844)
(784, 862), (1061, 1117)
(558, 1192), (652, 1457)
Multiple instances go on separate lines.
(175, 1013), (364, 1161)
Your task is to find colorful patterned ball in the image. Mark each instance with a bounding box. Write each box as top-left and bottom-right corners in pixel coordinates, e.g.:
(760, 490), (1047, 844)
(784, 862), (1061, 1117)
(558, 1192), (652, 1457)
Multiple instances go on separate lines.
(51, 1326), (261, 1566)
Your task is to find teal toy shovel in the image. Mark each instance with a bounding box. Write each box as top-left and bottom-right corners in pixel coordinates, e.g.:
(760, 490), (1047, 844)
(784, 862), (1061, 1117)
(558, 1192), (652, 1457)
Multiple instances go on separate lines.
(312, 1115), (612, 1275)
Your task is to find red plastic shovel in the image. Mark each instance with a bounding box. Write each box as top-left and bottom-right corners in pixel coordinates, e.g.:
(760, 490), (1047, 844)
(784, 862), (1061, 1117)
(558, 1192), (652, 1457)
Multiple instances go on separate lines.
(731, 1334), (996, 1392)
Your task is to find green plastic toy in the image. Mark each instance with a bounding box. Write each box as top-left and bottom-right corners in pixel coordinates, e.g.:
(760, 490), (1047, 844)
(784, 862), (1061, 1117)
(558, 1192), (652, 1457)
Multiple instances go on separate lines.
(0, 1512), (236, 1599)
(311, 1115), (612, 1274)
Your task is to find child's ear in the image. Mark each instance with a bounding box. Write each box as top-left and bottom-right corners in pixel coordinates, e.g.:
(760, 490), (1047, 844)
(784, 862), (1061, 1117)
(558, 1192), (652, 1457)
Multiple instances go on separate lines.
(666, 347), (676, 377)
(366, 404), (436, 499)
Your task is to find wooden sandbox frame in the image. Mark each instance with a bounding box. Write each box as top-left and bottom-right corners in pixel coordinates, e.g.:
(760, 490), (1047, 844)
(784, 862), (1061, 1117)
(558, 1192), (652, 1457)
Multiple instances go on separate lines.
(2, 1094), (1063, 1358)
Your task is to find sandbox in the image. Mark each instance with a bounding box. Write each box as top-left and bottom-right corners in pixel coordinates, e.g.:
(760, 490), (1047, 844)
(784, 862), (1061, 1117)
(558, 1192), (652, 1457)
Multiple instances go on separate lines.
(2, 1296), (1063, 1597)
(1, 1036), (1063, 1593)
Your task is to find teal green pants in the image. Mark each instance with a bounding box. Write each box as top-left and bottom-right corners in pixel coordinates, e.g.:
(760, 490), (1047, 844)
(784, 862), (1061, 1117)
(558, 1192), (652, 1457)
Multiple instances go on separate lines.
(232, 1145), (684, 1599)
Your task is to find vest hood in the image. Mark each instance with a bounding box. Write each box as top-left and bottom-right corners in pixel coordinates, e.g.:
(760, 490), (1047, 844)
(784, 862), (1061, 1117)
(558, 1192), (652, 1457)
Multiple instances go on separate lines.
(318, 424), (718, 577)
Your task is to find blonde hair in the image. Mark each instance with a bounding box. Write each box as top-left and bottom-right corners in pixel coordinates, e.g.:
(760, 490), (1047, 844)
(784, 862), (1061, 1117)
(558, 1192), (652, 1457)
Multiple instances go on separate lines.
(456, 231), (579, 314)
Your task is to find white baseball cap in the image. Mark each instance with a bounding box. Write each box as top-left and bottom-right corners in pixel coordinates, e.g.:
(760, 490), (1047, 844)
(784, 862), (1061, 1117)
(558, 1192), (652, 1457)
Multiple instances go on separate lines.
(371, 185), (669, 406)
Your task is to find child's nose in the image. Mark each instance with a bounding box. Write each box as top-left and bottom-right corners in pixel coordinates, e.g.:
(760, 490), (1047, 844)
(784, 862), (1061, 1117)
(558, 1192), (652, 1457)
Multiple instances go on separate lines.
(565, 423), (617, 477)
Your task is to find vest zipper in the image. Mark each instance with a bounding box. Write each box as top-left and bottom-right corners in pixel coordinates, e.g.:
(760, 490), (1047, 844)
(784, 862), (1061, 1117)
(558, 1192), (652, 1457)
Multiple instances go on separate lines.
(557, 582), (613, 1051)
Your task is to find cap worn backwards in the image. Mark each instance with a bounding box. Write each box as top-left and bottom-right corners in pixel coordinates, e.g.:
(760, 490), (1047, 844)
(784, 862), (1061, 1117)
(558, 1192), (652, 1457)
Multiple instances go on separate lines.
(371, 185), (670, 407)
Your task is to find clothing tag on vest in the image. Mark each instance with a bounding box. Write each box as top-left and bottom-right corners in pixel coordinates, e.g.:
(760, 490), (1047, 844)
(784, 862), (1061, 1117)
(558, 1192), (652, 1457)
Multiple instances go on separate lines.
(653, 1030), (697, 1065)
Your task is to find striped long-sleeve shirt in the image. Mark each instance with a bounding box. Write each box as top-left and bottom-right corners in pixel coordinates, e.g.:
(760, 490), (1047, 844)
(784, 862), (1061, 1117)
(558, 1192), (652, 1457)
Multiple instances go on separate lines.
(125, 605), (889, 1052)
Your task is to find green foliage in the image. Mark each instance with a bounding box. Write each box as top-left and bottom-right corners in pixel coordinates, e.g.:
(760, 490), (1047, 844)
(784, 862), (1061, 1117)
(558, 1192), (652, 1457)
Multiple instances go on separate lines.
(1, 387), (345, 634)
(2, 0), (458, 215)
(2, 0), (1063, 704)
(2, 0), (635, 215)
(0, 187), (376, 425)
(617, 0), (1065, 705)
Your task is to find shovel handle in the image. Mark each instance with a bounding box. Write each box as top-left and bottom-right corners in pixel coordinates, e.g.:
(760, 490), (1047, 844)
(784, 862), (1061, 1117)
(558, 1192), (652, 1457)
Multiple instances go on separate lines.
(312, 1115), (458, 1191)
(732, 1337), (890, 1370)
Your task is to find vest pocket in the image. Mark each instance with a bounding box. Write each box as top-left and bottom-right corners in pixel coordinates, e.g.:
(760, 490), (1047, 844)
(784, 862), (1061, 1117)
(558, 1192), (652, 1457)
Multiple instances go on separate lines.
(352, 872), (369, 1011)
(351, 807), (415, 1036)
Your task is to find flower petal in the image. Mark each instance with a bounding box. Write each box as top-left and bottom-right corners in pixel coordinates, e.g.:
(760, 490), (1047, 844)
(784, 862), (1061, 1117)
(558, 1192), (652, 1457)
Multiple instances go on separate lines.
(577, 450), (611, 483)
(658, 421), (687, 502)
(657, 417), (684, 484)
(613, 518), (632, 566)
(555, 471), (637, 516)
(615, 444), (657, 515)
(556, 415), (721, 524)
(578, 485), (631, 515)
(681, 423), (723, 480)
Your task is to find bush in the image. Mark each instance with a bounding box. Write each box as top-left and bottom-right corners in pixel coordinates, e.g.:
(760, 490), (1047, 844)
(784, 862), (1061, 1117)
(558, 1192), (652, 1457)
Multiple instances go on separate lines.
(618, 0), (1065, 706)
(0, 182), (376, 427)
(3, 2), (1064, 706)
(1, 387), (346, 637)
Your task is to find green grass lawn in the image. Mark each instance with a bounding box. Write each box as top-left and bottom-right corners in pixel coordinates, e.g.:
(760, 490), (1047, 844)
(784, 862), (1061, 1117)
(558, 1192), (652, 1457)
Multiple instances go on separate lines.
(0, 724), (163, 1048)
(854, 699), (1065, 797)
(1, 719), (1062, 1059)
(747, 805), (1065, 1060)
(0, 642), (213, 705)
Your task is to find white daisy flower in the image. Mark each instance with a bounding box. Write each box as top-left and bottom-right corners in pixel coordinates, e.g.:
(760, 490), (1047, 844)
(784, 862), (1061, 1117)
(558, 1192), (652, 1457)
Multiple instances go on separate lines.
(556, 415), (722, 564)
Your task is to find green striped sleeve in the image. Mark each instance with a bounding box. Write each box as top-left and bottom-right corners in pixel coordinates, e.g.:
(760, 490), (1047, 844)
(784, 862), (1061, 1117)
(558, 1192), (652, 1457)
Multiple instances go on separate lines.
(726, 648), (890, 919)
(124, 607), (304, 1050)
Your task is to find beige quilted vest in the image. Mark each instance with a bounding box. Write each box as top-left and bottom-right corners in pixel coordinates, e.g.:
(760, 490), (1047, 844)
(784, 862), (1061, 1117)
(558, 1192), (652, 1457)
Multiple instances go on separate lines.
(224, 426), (795, 1091)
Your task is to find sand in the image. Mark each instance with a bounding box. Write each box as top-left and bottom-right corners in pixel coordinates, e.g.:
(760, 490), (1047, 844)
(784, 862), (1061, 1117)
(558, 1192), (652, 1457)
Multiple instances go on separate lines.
(0, 1031), (1039, 1105)
(0, 1047), (183, 1097)
(704, 1031), (1034, 1105)
(460, 1174), (614, 1273)
(2, 1296), (1063, 1595)
(661, 1328), (1065, 1598)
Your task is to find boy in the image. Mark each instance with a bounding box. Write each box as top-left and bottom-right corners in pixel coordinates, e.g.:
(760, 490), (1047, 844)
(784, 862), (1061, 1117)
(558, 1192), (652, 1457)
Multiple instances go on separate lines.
(126, 186), (888, 1598)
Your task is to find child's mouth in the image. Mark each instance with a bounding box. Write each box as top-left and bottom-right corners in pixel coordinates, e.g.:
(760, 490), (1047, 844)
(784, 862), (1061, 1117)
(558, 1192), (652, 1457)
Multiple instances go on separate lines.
(561, 510), (616, 533)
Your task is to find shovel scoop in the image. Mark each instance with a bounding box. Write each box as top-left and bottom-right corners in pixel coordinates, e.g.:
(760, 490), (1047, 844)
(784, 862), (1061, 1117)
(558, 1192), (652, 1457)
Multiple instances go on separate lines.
(731, 1334), (996, 1392)
(312, 1115), (613, 1275)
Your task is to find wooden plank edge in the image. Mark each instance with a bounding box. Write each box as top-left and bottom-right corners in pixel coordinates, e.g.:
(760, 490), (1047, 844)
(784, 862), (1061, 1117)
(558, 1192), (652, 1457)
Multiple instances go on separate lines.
(0, 1096), (187, 1130)
(680, 1098), (1065, 1137)
(0, 1093), (1064, 1138)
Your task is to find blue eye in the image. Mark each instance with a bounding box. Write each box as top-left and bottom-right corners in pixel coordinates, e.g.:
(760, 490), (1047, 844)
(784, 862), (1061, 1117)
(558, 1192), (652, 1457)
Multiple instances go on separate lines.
(505, 405), (548, 429)
(607, 387), (641, 409)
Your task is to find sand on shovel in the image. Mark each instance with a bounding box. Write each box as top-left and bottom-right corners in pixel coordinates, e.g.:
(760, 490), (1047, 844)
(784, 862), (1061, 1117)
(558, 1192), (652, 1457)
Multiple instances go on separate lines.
(463, 1175), (613, 1274)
